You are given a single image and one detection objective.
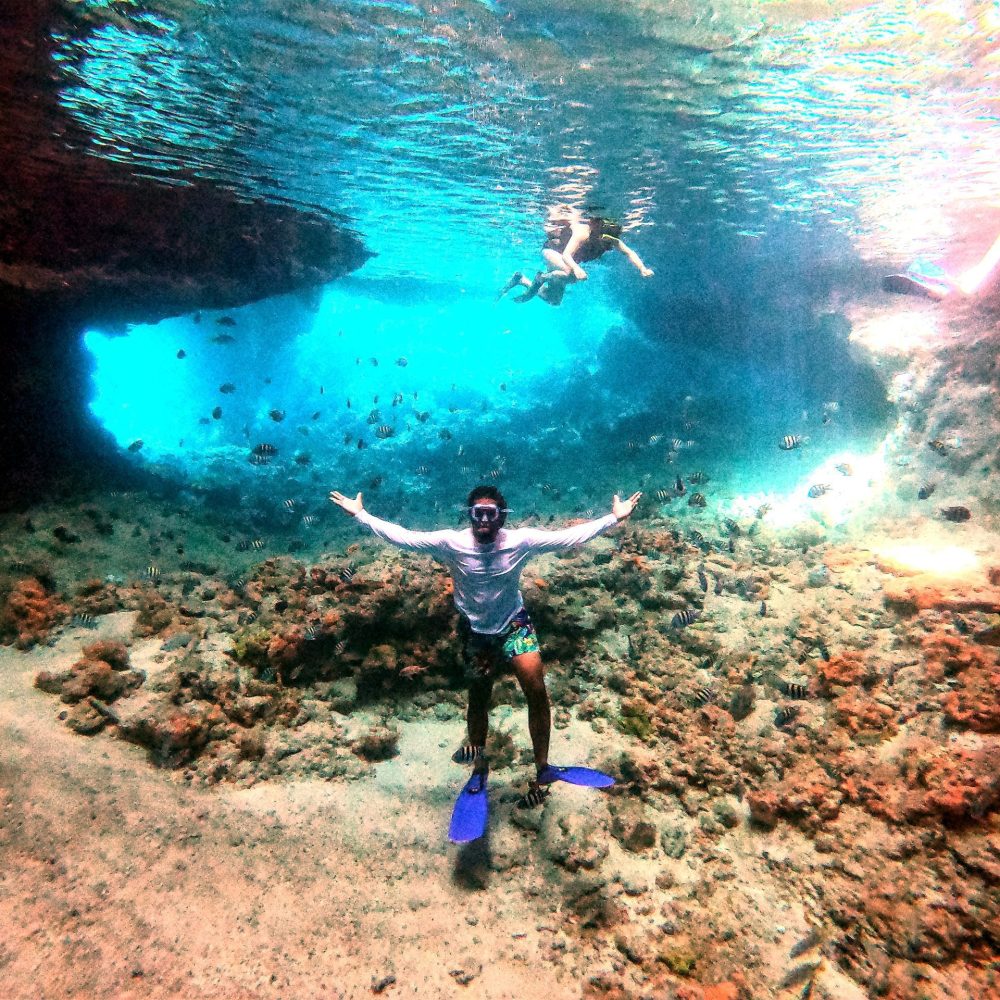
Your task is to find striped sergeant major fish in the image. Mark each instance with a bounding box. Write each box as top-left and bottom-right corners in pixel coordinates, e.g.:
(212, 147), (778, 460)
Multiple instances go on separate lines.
(671, 608), (701, 629)
(779, 434), (807, 451)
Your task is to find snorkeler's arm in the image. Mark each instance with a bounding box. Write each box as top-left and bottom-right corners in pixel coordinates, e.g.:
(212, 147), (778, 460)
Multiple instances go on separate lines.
(329, 490), (454, 555)
(353, 509), (456, 555)
(514, 513), (619, 554)
(560, 223), (592, 280)
(613, 239), (654, 277)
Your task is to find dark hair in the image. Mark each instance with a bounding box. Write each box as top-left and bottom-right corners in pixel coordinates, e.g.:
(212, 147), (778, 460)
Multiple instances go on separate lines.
(466, 484), (507, 509)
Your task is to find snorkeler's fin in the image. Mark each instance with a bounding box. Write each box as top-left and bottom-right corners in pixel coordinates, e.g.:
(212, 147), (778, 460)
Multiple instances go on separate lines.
(536, 764), (615, 788)
(448, 770), (489, 843)
(496, 271), (523, 301)
(512, 271), (545, 303)
(882, 257), (951, 300)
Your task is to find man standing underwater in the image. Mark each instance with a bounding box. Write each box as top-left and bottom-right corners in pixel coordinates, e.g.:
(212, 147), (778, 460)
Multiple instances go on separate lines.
(328, 484), (641, 816)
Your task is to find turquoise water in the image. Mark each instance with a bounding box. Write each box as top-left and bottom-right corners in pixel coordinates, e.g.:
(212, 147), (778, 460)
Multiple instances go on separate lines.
(68, 1), (999, 526)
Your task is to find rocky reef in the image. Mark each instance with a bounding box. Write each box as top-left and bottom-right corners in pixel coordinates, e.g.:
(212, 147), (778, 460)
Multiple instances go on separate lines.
(3, 470), (995, 998)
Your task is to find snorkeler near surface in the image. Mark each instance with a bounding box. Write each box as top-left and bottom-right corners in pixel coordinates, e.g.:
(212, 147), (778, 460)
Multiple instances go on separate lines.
(329, 484), (640, 837)
(498, 203), (654, 306)
(882, 230), (1000, 301)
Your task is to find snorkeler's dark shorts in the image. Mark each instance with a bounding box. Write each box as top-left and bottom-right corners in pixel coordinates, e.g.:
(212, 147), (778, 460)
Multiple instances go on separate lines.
(459, 607), (540, 678)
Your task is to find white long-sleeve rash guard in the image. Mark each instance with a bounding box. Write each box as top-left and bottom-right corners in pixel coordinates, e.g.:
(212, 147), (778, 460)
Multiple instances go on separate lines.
(354, 509), (618, 635)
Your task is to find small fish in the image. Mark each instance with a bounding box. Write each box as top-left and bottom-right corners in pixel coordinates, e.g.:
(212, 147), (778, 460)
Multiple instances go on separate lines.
(251, 539), (264, 550)
(72, 613), (97, 629)
(415, 411), (431, 423)
(691, 686), (715, 707)
(835, 463), (853, 476)
(369, 475), (384, 488)
(675, 475), (686, 496)
(940, 506), (971, 522)
(807, 484), (831, 498)
(779, 435), (806, 451)
(499, 383), (507, 391)
(627, 440), (640, 452)
(488, 467), (503, 480)
(294, 452), (311, 466)
(416, 465), (429, 475)
(452, 745), (484, 763)
(392, 393), (404, 407)
(688, 471), (709, 485)
(928, 439), (948, 455)
(367, 409), (381, 424)
(211, 333), (236, 344)
(917, 482), (936, 500)
(146, 565), (161, 581)
(252, 443), (277, 456)
(127, 439), (144, 452)
(758, 601), (767, 617)
(396, 357), (408, 367)
(688, 493), (707, 508)
(346, 398), (351, 409)
(357, 439), (367, 449)
(320, 386), (324, 394)
(215, 316), (237, 327)
(779, 680), (810, 699)
(237, 610), (257, 625)
(713, 575), (723, 596)
(333, 639), (348, 655)
(269, 409), (286, 422)
(647, 433), (662, 445)
(816, 640), (830, 661)
(654, 489), (673, 501)
(669, 438), (684, 450)
(672, 609), (701, 628)
(198, 417), (210, 425)
(249, 453), (271, 466)
(339, 564), (356, 584)
(176, 349), (186, 359)
(689, 529), (705, 545)
(774, 705), (799, 727)
(301, 515), (318, 527)
(822, 401), (840, 414)
(369, 357), (379, 366)
(439, 429), (452, 440)
(282, 499), (296, 511)
(756, 503), (771, 518)
(229, 577), (247, 592)
(374, 425), (395, 440)
(724, 517), (740, 535)
(697, 566), (708, 592)
(219, 382), (236, 394)
(304, 623), (322, 641)
(212, 406), (222, 420)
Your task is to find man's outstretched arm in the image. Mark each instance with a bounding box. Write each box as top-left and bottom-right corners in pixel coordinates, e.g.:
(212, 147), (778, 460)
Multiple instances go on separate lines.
(329, 489), (454, 554)
(517, 492), (642, 553)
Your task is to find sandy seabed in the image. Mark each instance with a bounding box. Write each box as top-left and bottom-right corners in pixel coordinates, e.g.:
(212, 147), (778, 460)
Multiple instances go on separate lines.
(0, 617), (882, 1000)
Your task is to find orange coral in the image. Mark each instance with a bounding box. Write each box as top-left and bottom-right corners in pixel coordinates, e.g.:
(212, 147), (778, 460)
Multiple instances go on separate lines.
(1, 578), (68, 648)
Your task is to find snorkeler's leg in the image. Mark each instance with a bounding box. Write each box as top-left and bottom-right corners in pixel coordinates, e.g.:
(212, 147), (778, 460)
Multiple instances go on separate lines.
(497, 271), (532, 300)
(511, 651), (550, 775)
(466, 653), (496, 754)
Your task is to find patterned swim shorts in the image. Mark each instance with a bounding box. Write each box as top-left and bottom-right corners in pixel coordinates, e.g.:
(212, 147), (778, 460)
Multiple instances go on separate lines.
(460, 607), (540, 679)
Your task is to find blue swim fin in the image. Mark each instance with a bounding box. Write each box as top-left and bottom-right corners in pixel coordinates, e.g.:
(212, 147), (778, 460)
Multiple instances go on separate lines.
(448, 771), (489, 843)
(536, 764), (615, 788)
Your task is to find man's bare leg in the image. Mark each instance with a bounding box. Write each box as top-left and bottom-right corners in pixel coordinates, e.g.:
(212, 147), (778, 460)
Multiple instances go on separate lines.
(465, 650), (495, 771)
(511, 651), (550, 774)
